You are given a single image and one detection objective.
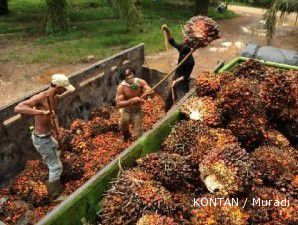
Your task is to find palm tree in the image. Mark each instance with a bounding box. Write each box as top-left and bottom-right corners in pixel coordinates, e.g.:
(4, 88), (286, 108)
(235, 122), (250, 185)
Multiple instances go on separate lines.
(264, 0), (298, 45)
(0, 0), (8, 15)
(107, 0), (143, 32)
(45, 0), (69, 34)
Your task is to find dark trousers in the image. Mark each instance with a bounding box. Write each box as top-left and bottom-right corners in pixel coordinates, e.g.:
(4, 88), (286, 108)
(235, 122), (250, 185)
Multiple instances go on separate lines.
(165, 83), (189, 112)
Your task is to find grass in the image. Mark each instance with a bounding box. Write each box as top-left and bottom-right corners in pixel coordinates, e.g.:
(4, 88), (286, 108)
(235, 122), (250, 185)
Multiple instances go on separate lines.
(0, 0), (238, 65)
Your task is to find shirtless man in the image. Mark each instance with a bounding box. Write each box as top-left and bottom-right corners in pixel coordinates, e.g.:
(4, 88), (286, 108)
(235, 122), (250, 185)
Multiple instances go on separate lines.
(116, 68), (153, 141)
(15, 74), (75, 200)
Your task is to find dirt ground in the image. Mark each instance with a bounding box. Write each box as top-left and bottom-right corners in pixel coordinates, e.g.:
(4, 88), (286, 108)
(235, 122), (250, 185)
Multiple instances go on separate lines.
(0, 6), (297, 107)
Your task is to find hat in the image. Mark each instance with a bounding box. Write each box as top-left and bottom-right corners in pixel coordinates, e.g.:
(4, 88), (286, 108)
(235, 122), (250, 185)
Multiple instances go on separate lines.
(51, 74), (75, 92)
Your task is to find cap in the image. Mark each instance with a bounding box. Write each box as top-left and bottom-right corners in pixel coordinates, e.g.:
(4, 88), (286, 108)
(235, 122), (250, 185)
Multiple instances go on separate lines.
(51, 74), (75, 92)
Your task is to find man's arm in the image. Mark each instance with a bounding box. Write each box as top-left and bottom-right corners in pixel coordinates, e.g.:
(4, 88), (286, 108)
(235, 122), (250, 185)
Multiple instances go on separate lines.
(139, 79), (154, 98)
(162, 25), (180, 50)
(116, 85), (140, 108)
(15, 93), (50, 116)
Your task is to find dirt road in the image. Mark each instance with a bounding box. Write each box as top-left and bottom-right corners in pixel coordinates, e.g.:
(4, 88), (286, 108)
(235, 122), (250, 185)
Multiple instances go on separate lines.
(0, 6), (297, 107)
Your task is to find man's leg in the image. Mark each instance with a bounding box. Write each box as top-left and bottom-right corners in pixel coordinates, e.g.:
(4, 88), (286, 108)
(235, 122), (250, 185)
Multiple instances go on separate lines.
(132, 111), (143, 140)
(119, 109), (132, 141)
(32, 135), (63, 200)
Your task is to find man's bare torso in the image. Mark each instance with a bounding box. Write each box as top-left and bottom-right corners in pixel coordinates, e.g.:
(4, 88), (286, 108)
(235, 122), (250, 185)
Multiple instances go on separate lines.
(34, 93), (57, 135)
(121, 82), (144, 112)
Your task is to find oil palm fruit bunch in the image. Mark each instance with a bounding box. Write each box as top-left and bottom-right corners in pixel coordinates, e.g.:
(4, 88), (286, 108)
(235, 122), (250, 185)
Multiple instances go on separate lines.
(136, 152), (198, 191)
(227, 114), (266, 151)
(251, 146), (298, 198)
(183, 16), (220, 48)
(90, 106), (113, 120)
(161, 120), (208, 156)
(9, 160), (49, 207)
(58, 128), (75, 152)
(70, 119), (91, 138)
(100, 169), (177, 225)
(193, 128), (238, 164)
(191, 195), (249, 225)
(260, 69), (294, 117)
(247, 186), (298, 224)
(263, 129), (291, 148)
(199, 145), (254, 196)
(216, 78), (259, 121)
(136, 214), (178, 225)
(61, 151), (84, 183)
(180, 96), (221, 127)
(196, 71), (221, 98)
(233, 59), (266, 81)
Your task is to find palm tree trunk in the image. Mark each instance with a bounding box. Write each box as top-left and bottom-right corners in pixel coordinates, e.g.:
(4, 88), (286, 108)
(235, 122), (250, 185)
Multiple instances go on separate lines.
(195, 0), (210, 16)
(45, 0), (69, 34)
(0, 0), (8, 15)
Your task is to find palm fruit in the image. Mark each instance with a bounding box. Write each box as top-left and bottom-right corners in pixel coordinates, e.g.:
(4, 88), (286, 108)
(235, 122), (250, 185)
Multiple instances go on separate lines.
(136, 214), (178, 225)
(199, 145), (254, 196)
(58, 128), (75, 152)
(90, 106), (113, 120)
(247, 186), (298, 224)
(227, 115), (266, 151)
(275, 101), (298, 145)
(100, 169), (177, 225)
(251, 146), (298, 198)
(180, 96), (222, 127)
(161, 120), (208, 156)
(216, 78), (260, 122)
(136, 152), (198, 191)
(9, 160), (49, 207)
(260, 69), (294, 116)
(196, 71), (221, 98)
(233, 59), (266, 81)
(262, 129), (291, 148)
(191, 195), (249, 225)
(183, 16), (220, 48)
(70, 119), (92, 138)
(61, 151), (84, 183)
(193, 128), (238, 164)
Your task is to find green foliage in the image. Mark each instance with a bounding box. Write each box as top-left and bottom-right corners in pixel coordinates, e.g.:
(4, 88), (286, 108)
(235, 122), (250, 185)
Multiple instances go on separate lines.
(107, 0), (143, 32)
(0, 0), (237, 64)
(264, 0), (298, 44)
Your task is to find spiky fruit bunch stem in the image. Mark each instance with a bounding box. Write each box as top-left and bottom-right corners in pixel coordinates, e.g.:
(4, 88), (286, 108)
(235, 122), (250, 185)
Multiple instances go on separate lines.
(137, 153), (198, 191)
(100, 169), (177, 225)
(183, 16), (220, 48)
(180, 96), (222, 127)
(200, 145), (254, 196)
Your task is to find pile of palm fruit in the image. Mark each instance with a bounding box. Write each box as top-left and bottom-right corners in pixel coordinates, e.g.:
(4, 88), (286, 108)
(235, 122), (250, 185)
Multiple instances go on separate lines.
(99, 59), (297, 225)
(183, 16), (220, 48)
(0, 95), (165, 225)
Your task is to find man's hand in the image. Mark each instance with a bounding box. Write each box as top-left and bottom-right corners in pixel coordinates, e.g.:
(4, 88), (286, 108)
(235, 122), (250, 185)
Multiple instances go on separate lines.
(171, 80), (177, 88)
(161, 24), (168, 31)
(40, 110), (51, 116)
(130, 97), (141, 104)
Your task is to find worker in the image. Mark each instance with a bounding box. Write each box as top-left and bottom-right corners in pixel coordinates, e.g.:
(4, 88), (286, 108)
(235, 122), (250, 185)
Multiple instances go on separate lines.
(15, 74), (75, 201)
(162, 24), (195, 112)
(116, 68), (153, 141)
